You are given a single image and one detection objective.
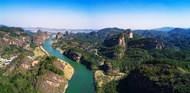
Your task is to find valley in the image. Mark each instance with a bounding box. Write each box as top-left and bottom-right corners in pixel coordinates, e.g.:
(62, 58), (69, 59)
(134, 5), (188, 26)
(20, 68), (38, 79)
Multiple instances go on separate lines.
(53, 27), (190, 93)
(0, 25), (190, 93)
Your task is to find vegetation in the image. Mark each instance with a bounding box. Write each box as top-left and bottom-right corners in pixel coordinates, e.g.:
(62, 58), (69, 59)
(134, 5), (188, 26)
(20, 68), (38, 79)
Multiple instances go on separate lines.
(0, 55), (65, 93)
(30, 42), (37, 49)
(0, 26), (37, 58)
(53, 27), (190, 93)
(2, 45), (34, 58)
(118, 59), (190, 93)
(134, 28), (190, 50)
(0, 26), (67, 93)
(38, 56), (64, 76)
(0, 26), (11, 32)
(0, 54), (39, 93)
(97, 80), (119, 93)
(64, 46), (103, 70)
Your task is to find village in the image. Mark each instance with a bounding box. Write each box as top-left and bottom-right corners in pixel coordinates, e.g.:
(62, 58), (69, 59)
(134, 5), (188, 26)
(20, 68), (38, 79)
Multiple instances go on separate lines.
(0, 56), (17, 67)
(0, 56), (34, 67)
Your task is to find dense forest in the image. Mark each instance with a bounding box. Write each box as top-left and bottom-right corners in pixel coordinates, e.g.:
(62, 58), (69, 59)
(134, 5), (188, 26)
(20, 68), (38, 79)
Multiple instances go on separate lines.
(53, 27), (190, 93)
(1, 26), (189, 93)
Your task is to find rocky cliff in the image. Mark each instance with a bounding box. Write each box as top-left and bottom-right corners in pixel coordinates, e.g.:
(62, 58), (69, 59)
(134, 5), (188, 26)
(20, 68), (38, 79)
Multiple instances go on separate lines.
(104, 62), (120, 75)
(0, 26), (38, 58)
(2, 54), (72, 93)
(101, 31), (132, 59)
(128, 38), (164, 50)
(35, 71), (68, 93)
(0, 26), (32, 51)
(104, 29), (133, 47)
(0, 26), (73, 93)
(63, 50), (82, 62)
(104, 33), (126, 47)
(32, 30), (50, 46)
(56, 32), (63, 39)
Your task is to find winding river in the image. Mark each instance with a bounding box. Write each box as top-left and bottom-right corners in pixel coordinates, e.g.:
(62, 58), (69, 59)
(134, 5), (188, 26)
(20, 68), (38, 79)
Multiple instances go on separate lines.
(42, 37), (94, 93)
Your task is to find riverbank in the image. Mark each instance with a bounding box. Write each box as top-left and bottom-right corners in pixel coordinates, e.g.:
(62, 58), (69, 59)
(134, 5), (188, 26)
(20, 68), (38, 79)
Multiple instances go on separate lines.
(43, 37), (95, 93)
(33, 46), (49, 57)
(56, 48), (65, 54)
(39, 45), (74, 93)
(40, 46), (74, 80)
(55, 48), (74, 80)
(58, 59), (74, 80)
(39, 46), (49, 56)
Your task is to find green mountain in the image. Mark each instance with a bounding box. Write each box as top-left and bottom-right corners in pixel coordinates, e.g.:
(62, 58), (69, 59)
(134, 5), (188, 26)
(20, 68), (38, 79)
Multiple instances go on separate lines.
(53, 27), (190, 93)
(0, 26), (71, 93)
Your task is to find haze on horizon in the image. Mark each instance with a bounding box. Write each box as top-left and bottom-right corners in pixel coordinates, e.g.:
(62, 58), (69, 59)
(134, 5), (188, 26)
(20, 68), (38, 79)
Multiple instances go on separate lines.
(0, 0), (190, 29)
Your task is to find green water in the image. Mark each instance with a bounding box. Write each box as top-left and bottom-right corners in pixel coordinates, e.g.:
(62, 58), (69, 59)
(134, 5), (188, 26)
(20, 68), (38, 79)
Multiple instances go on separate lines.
(42, 37), (94, 93)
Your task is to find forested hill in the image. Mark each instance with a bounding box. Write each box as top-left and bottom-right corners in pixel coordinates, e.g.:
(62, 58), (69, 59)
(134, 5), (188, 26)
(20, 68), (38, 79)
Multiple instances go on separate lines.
(0, 26), (50, 58)
(134, 28), (190, 50)
(0, 26), (35, 58)
(53, 27), (190, 93)
(0, 26), (71, 93)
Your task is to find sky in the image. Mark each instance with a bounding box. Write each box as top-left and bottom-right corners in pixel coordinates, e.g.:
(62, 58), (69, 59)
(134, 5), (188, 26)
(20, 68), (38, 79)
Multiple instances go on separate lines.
(0, 0), (190, 29)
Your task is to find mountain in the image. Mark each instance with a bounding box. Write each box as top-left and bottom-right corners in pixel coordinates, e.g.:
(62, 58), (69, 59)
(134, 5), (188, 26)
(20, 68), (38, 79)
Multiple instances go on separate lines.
(97, 27), (124, 37)
(128, 38), (164, 50)
(52, 27), (190, 93)
(0, 26), (73, 93)
(134, 28), (190, 50)
(32, 30), (50, 46)
(152, 27), (174, 31)
(116, 59), (190, 93)
(0, 24), (8, 27)
(0, 26), (35, 58)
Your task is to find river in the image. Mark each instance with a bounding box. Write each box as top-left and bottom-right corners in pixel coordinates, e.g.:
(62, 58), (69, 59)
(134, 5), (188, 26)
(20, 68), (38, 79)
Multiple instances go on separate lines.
(42, 37), (94, 93)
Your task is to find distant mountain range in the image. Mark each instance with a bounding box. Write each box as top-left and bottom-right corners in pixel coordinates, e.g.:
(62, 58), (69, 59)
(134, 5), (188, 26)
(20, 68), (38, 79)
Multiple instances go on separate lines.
(151, 27), (190, 31)
(1, 24), (189, 33)
(151, 27), (174, 31)
(23, 27), (97, 33)
(0, 24), (8, 27)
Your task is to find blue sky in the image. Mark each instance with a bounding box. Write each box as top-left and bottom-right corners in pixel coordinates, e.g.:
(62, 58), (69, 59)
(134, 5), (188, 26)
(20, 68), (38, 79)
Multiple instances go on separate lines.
(0, 0), (190, 29)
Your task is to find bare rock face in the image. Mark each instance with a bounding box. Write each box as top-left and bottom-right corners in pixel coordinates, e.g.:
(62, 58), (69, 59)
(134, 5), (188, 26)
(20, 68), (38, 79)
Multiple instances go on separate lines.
(104, 33), (126, 47)
(23, 44), (31, 50)
(32, 30), (50, 46)
(3, 37), (31, 50)
(63, 50), (82, 62)
(5, 55), (32, 74)
(102, 31), (129, 59)
(124, 29), (133, 39)
(104, 62), (120, 75)
(35, 71), (68, 93)
(0, 29), (32, 50)
(128, 38), (164, 50)
(56, 32), (62, 39)
(104, 29), (133, 48)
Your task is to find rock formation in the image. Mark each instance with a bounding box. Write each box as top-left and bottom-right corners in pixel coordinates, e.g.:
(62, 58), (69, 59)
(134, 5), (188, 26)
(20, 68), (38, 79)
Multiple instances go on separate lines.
(104, 33), (126, 47)
(63, 50), (82, 62)
(32, 30), (50, 46)
(104, 62), (120, 75)
(56, 32), (62, 39)
(35, 71), (68, 93)
(128, 38), (164, 50)
(102, 30), (132, 58)
(0, 26), (34, 52)
(104, 29), (133, 47)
